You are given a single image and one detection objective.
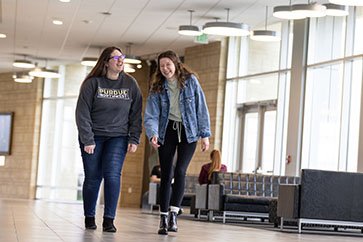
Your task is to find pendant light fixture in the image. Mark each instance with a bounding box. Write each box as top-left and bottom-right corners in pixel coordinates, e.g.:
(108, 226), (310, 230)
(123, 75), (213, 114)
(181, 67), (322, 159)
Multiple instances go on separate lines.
(251, 7), (280, 42)
(329, 0), (363, 6)
(29, 62), (61, 78)
(124, 64), (135, 73)
(12, 72), (34, 83)
(124, 55), (141, 64)
(124, 43), (141, 64)
(273, 0), (306, 20)
(13, 59), (35, 68)
(81, 57), (98, 67)
(203, 8), (250, 36)
(291, 1), (327, 18)
(323, 3), (349, 16)
(178, 10), (202, 36)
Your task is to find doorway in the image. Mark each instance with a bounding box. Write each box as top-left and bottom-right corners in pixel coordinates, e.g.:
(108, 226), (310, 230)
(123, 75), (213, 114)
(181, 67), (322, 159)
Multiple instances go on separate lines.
(236, 100), (277, 174)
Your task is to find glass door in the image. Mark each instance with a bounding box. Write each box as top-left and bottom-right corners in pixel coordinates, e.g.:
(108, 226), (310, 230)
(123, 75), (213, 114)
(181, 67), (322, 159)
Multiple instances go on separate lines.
(238, 100), (277, 174)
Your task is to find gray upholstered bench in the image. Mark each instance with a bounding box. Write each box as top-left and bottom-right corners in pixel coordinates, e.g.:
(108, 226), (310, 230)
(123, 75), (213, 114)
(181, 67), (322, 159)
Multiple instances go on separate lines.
(148, 174), (199, 214)
(278, 169), (363, 233)
(196, 171), (300, 224)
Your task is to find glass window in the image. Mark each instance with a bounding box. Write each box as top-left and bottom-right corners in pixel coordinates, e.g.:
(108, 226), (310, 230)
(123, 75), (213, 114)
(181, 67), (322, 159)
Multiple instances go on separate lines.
(221, 80), (239, 171)
(37, 64), (87, 201)
(242, 113), (258, 173)
(354, 7), (363, 55)
(246, 22), (282, 74)
(345, 59), (362, 171)
(237, 74), (279, 104)
(222, 21), (291, 175)
(261, 111), (276, 174)
(308, 16), (346, 65)
(302, 63), (343, 170)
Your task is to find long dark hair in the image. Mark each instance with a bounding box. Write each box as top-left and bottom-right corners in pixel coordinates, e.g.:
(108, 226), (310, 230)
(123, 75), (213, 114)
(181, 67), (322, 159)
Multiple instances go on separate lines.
(151, 50), (199, 93)
(81, 46), (123, 85)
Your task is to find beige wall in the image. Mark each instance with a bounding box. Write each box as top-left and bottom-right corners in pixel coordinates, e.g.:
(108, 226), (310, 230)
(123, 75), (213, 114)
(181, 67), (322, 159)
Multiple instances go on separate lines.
(184, 40), (228, 175)
(0, 73), (43, 199)
(119, 62), (150, 208)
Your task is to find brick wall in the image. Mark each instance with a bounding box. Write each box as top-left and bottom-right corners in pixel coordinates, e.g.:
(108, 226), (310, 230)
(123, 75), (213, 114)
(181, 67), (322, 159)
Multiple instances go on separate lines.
(184, 40), (228, 175)
(119, 62), (150, 208)
(0, 73), (43, 199)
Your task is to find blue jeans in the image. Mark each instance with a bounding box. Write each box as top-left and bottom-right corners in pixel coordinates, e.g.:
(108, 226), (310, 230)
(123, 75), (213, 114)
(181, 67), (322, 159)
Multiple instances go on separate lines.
(79, 136), (128, 219)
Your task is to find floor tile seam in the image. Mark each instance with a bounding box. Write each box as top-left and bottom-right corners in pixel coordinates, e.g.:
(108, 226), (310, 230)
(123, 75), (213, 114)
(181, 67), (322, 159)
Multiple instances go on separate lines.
(26, 203), (70, 242)
(33, 201), (109, 242)
(11, 206), (20, 242)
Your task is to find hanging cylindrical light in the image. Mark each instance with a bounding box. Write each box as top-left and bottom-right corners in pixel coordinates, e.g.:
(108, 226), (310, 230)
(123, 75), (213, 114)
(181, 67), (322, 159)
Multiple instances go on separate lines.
(273, 5), (306, 19)
(81, 57), (98, 67)
(124, 55), (141, 64)
(273, 0), (306, 20)
(251, 6), (280, 42)
(13, 59), (35, 68)
(323, 4), (349, 16)
(124, 64), (135, 73)
(203, 8), (250, 36)
(329, 0), (363, 6)
(124, 43), (141, 64)
(178, 10), (202, 36)
(29, 67), (61, 78)
(12, 72), (34, 83)
(291, 3), (327, 18)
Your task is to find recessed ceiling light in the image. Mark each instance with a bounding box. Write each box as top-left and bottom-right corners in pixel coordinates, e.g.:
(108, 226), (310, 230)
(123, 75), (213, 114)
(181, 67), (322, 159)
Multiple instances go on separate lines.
(101, 12), (112, 16)
(53, 19), (63, 25)
(0, 33), (7, 38)
(82, 20), (93, 24)
(59, 0), (71, 2)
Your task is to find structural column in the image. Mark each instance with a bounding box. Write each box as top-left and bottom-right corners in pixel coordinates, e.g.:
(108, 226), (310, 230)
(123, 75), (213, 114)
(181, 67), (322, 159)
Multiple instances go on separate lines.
(284, 19), (309, 176)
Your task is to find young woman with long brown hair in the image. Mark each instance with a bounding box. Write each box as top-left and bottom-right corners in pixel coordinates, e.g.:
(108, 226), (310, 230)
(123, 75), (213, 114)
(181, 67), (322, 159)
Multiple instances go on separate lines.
(75, 46), (142, 232)
(144, 50), (211, 235)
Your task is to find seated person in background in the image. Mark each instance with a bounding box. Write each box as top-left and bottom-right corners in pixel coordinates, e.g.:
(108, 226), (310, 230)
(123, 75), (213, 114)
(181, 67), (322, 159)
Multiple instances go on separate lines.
(150, 164), (161, 183)
(198, 149), (227, 185)
(150, 164), (174, 184)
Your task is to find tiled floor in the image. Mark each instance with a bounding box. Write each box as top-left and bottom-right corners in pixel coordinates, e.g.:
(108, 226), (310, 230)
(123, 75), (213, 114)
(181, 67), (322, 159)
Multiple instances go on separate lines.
(1, 198), (363, 242)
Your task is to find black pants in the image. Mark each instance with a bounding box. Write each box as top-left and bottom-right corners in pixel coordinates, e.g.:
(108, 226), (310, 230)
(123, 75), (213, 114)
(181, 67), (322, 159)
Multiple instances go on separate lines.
(158, 121), (197, 213)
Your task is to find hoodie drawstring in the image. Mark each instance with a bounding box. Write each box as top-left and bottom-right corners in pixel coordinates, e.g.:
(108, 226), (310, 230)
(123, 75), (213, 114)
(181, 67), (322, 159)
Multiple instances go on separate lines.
(172, 121), (182, 143)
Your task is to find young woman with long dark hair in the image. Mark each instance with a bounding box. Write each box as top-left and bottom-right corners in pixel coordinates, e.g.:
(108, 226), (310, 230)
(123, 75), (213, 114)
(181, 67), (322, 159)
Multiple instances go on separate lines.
(144, 50), (211, 235)
(76, 46), (142, 232)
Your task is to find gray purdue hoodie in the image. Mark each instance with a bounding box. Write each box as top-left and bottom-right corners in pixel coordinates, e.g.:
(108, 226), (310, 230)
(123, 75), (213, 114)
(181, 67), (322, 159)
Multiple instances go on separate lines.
(75, 72), (142, 146)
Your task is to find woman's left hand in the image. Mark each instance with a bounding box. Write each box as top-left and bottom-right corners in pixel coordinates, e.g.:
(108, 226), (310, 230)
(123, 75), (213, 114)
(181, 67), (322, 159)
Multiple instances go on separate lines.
(201, 137), (209, 152)
(128, 144), (137, 153)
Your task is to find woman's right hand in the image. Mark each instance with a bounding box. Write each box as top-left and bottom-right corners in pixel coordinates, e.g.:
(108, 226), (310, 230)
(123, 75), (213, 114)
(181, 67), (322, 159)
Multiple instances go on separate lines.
(151, 136), (160, 148)
(84, 145), (96, 154)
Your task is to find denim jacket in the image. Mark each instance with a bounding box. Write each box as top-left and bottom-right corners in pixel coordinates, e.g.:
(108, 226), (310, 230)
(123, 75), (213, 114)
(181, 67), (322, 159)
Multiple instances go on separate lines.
(144, 74), (211, 144)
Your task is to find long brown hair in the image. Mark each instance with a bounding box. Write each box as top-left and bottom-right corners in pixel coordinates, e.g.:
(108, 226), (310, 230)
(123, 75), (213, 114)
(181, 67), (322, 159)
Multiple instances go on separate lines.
(150, 50), (199, 93)
(81, 46), (123, 86)
(208, 149), (222, 181)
